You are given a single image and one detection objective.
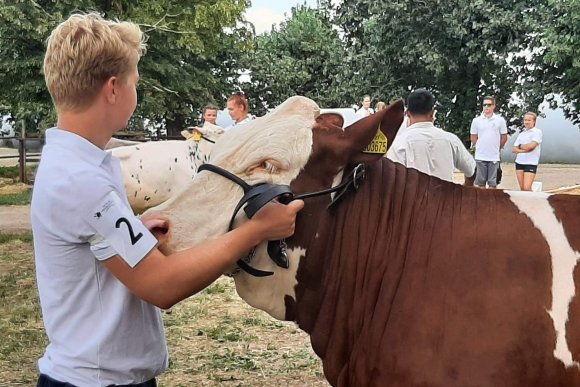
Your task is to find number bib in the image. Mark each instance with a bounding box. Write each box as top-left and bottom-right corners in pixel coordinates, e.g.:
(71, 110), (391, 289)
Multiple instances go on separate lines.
(88, 191), (157, 267)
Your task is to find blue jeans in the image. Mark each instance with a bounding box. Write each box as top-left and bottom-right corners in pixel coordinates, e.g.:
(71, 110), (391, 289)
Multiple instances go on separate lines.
(37, 374), (157, 387)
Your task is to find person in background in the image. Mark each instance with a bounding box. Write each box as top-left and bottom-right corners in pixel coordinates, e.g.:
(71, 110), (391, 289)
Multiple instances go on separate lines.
(33, 13), (303, 387)
(469, 96), (508, 188)
(375, 101), (386, 112)
(512, 112), (543, 191)
(225, 92), (252, 131)
(387, 89), (476, 184)
(355, 95), (374, 119)
(182, 104), (221, 141)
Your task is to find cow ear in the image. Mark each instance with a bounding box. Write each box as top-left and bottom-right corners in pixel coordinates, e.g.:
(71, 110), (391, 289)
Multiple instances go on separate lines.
(343, 99), (404, 164)
(316, 113), (344, 129)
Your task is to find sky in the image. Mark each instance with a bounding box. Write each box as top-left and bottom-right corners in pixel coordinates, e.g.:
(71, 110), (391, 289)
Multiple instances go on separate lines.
(245, 0), (320, 34)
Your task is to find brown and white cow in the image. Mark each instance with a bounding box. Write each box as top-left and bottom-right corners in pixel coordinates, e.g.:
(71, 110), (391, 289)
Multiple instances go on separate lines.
(148, 96), (580, 386)
(109, 123), (222, 213)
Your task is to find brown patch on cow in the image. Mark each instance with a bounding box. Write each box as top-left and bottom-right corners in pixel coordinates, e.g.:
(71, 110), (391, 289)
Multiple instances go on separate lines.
(285, 154), (580, 386)
(549, 194), (580, 254)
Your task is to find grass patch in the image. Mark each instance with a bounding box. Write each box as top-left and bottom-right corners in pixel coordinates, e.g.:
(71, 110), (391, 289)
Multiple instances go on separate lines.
(0, 241), (327, 386)
(0, 189), (32, 205)
(0, 165), (37, 182)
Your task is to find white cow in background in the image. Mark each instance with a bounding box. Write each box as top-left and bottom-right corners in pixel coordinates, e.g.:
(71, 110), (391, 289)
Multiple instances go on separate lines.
(108, 123), (223, 213)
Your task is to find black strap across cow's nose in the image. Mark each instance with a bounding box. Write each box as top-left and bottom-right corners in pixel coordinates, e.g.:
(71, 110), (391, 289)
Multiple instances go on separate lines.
(197, 163), (366, 277)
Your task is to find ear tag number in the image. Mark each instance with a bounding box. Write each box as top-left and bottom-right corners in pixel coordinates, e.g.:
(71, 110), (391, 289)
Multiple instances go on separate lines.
(363, 126), (388, 154)
(115, 217), (143, 245)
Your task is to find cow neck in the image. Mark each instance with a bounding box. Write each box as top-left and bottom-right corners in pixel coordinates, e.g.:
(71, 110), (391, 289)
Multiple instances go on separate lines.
(287, 158), (460, 385)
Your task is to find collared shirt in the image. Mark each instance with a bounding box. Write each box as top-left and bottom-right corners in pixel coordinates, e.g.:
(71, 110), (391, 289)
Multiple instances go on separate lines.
(32, 129), (167, 386)
(514, 126), (542, 165)
(470, 113), (508, 161)
(224, 115), (253, 132)
(387, 122), (476, 182)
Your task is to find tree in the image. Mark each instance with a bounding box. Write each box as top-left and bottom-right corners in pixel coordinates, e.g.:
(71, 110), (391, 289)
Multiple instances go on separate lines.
(0, 0), (252, 136)
(523, 0), (580, 124)
(239, 5), (348, 115)
(327, 0), (546, 140)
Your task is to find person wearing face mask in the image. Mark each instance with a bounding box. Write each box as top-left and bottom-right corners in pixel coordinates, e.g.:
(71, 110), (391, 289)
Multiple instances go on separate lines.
(469, 96), (508, 188)
(511, 112), (543, 191)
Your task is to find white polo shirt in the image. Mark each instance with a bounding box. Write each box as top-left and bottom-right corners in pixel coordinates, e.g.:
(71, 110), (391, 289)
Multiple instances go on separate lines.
(513, 127), (543, 165)
(470, 113), (508, 161)
(32, 129), (168, 386)
(355, 106), (374, 120)
(387, 122), (476, 182)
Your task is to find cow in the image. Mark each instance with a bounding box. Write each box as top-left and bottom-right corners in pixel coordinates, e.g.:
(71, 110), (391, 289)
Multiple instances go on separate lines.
(109, 123), (222, 213)
(147, 96), (580, 386)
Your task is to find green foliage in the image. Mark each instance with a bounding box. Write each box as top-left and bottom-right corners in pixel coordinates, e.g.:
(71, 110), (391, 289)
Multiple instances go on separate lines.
(328, 0), (546, 140)
(0, 1), (252, 136)
(240, 6), (349, 114)
(524, 0), (580, 123)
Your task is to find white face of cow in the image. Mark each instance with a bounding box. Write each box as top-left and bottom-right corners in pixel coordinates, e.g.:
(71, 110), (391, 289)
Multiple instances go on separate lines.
(150, 97), (318, 318)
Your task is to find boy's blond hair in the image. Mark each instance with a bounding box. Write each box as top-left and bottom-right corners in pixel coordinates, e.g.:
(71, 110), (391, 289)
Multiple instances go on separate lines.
(43, 12), (146, 112)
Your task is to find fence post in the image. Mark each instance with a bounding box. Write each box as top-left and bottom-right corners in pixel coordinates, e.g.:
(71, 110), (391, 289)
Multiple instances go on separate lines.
(18, 121), (27, 184)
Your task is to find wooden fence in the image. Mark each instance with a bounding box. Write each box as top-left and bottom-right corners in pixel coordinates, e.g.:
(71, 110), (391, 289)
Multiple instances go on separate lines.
(0, 137), (42, 184)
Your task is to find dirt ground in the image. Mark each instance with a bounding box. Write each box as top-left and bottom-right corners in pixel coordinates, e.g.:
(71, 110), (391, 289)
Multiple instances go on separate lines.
(1, 156), (579, 235)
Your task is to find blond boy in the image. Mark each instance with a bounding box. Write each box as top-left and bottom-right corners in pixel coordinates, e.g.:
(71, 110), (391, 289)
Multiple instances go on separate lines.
(33, 13), (302, 386)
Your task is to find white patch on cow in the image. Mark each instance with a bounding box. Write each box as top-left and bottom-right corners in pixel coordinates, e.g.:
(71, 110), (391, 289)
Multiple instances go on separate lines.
(315, 232), (319, 239)
(110, 137), (217, 213)
(148, 96), (318, 297)
(508, 191), (580, 368)
(234, 246), (307, 320)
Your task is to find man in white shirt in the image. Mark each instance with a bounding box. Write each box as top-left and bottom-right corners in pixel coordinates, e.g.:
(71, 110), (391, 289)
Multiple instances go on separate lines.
(387, 89), (475, 184)
(34, 13), (303, 387)
(355, 95), (375, 120)
(469, 96), (508, 188)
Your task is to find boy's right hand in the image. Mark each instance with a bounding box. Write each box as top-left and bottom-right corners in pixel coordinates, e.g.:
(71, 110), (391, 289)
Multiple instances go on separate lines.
(251, 200), (304, 241)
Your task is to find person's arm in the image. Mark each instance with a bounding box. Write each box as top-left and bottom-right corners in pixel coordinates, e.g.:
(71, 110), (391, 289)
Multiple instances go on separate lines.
(102, 200), (304, 309)
(453, 137), (476, 186)
(470, 134), (478, 148)
(500, 133), (508, 149)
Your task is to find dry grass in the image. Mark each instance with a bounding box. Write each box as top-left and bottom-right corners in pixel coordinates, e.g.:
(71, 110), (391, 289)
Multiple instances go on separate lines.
(0, 235), (327, 386)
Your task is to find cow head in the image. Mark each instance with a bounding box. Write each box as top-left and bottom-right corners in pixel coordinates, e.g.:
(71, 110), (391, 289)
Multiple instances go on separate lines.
(150, 96), (404, 319)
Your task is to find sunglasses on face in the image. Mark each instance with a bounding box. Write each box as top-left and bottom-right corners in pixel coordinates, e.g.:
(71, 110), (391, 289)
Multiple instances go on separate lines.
(483, 103), (493, 107)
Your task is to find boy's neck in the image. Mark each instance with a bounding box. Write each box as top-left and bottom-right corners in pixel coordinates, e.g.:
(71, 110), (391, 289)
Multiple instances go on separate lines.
(57, 109), (114, 149)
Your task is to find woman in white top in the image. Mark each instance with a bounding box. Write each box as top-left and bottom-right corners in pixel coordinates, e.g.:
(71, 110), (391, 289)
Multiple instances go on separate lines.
(225, 91), (252, 131)
(512, 112), (543, 191)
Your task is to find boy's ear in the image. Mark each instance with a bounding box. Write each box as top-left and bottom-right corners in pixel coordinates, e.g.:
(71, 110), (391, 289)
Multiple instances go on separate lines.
(104, 76), (117, 104)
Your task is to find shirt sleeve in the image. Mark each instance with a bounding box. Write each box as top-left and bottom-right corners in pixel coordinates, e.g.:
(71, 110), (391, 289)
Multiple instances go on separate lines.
(469, 119), (478, 135)
(452, 136), (476, 177)
(531, 129), (543, 144)
(86, 191), (158, 268)
(499, 117), (508, 134)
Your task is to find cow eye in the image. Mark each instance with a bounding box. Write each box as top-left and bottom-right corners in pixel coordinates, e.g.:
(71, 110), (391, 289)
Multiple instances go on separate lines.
(262, 161), (278, 174)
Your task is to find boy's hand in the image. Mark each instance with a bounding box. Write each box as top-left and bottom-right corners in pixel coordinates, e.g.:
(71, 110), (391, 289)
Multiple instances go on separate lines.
(140, 213), (171, 246)
(251, 200), (304, 241)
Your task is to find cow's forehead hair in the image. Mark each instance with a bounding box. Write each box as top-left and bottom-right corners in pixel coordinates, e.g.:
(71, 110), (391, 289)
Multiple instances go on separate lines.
(210, 96), (319, 180)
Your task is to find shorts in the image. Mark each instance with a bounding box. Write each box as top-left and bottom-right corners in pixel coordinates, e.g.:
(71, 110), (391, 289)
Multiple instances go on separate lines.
(475, 160), (499, 187)
(515, 163), (538, 174)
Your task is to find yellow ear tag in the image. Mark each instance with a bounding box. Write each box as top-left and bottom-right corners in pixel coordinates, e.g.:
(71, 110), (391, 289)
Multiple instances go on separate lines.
(192, 132), (202, 142)
(362, 126), (388, 154)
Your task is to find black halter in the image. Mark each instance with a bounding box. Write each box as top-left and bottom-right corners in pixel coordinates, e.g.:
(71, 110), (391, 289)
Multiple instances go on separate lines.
(197, 163), (366, 277)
